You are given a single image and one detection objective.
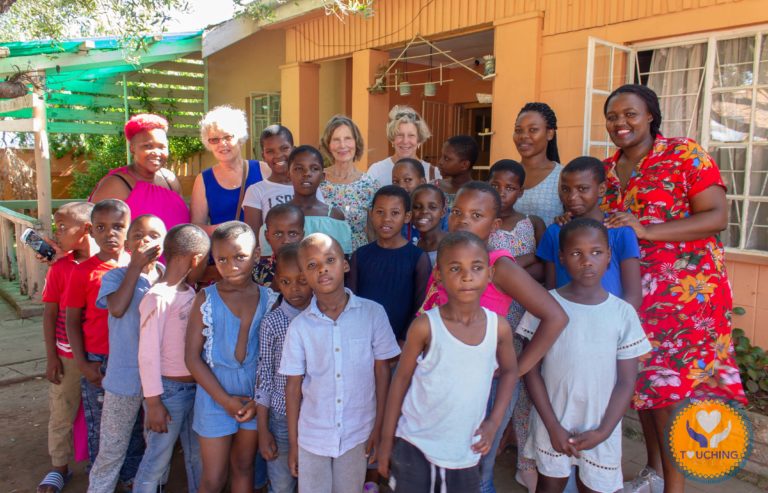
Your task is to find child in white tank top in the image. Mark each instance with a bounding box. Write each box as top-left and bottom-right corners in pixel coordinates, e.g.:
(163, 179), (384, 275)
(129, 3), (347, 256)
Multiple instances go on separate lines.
(377, 232), (518, 493)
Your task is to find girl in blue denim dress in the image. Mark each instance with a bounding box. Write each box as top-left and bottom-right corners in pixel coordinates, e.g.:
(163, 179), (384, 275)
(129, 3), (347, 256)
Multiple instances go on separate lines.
(185, 221), (270, 493)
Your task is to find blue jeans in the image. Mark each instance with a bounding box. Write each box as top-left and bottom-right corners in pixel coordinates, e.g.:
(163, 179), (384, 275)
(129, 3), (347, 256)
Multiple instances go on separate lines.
(133, 378), (201, 493)
(267, 411), (297, 493)
(479, 377), (518, 493)
(81, 353), (145, 483)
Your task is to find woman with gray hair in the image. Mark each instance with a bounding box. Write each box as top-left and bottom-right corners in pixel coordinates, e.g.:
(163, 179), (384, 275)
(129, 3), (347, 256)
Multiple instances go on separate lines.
(190, 105), (265, 234)
(367, 105), (440, 186)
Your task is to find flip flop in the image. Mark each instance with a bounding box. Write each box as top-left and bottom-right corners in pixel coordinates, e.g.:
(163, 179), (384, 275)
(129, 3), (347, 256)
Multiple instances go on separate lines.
(37, 470), (72, 493)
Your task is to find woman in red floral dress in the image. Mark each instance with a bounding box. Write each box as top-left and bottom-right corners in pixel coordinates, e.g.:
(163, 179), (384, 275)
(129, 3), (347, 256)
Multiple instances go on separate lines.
(601, 84), (745, 493)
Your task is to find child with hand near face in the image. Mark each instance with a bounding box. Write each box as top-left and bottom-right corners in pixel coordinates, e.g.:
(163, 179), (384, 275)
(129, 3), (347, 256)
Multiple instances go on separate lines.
(520, 219), (650, 493)
(185, 222), (272, 493)
(133, 224), (210, 492)
(38, 202), (96, 493)
(281, 233), (401, 493)
(88, 214), (167, 493)
(252, 204), (305, 292)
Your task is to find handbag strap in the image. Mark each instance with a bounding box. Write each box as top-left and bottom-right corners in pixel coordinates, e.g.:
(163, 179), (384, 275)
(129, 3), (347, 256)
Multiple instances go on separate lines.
(235, 160), (249, 221)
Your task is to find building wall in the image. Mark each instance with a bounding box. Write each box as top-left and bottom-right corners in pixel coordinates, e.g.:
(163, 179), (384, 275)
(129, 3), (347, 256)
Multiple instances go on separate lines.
(205, 28), (285, 163)
(207, 0), (768, 342)
(318, 58), (349, 135)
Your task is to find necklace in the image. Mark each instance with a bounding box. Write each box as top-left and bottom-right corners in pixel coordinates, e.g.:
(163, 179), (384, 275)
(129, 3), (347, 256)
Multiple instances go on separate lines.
(215, 160), (244, 189)
(327, 165), (358, 182)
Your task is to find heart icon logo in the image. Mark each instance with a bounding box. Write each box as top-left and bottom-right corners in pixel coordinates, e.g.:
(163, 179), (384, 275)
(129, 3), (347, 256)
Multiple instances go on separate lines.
(696, 410), (721, 433)
(687, 450), (695, 458)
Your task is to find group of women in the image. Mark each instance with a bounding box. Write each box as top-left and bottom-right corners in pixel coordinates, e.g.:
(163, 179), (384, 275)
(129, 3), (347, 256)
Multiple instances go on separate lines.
(88, 84), (745, 493)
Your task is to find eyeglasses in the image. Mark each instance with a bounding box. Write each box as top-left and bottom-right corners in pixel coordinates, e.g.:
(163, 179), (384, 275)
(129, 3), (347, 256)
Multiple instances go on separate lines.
(207, 134), (235, 145)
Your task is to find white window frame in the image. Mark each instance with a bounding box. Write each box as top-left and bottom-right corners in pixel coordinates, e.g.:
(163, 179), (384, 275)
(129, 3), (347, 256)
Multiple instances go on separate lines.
(583, 26), (768, 256)
(249, 92), (281, 158)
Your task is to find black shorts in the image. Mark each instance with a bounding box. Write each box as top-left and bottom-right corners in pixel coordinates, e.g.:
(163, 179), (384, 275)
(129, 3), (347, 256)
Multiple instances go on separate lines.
(389, 438), (480, 493)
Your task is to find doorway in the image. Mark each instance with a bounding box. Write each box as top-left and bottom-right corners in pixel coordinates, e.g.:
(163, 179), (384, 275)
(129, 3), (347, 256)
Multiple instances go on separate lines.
(458, 103), (492, 179)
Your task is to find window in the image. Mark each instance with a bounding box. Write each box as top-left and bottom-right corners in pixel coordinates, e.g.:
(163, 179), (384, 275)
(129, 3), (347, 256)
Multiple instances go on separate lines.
(584, 29), (768, 253)
(250, 93), (281, 158)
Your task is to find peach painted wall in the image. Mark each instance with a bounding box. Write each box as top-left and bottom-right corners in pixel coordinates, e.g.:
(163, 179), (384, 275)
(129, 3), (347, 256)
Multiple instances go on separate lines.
(205, 29), (285, 163)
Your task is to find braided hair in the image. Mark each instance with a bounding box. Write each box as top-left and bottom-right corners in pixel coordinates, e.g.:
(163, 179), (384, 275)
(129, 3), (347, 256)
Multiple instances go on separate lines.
(517, 102), (560, 163)
(604, 84), (663, 138)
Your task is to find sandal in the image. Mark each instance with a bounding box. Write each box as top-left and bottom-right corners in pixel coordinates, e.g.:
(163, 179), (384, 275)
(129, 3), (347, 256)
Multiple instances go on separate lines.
(37, 470), (72, 493)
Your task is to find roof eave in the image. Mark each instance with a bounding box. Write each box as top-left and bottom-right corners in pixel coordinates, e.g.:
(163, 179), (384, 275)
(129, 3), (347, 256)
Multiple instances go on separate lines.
(202, 0), (325, 58)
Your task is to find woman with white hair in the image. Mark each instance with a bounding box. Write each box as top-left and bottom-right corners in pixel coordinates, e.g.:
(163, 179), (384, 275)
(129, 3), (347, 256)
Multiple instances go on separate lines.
(191, 105), (265, 234)
(366, 105), (440, 186)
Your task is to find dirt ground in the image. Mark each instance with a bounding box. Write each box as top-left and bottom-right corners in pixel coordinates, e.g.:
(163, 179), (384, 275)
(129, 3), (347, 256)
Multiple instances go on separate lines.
(0, 377), (521, 493)
(0, 378), (192, 493)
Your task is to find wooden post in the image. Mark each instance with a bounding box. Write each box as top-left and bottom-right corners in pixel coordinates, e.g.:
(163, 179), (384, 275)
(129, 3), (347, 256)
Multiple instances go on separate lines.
(14, 223), (28, 295)
(29, 223), (48, 299)
(33, 84), (52, 237)
(0, 218), (11, 279)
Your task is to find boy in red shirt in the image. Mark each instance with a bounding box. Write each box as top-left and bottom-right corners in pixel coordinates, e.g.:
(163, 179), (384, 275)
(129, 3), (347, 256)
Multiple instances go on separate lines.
(37, 202), (97, 493)
(65, 199), (131, 476)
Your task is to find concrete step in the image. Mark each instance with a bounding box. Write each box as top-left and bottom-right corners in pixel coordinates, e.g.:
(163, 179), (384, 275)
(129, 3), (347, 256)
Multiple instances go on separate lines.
(0, 277), (43, 318)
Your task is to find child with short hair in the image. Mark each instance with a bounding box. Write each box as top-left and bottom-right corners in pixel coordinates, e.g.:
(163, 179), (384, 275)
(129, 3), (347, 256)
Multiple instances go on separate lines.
(254, 243), (313, 493)
(88, 214), (167, 493)
(392, 159), (427, 243)
(133, 224), (211, 492)
(411, 184), (448, 266)
(433, 135), (478, 210)
(392, 158), (426, 194)
(281, 233), (401, 493)
(37, 202), (95, 493)
(252, 204), (305, 289)
(417, 181), (569, 493)
(65, 199), (132, 483)
(378, 231), (518, 492)
(347, 185), (431, 342)
(185, 221), (271, 493)
(519, 218), (651, 493)
(537, 156), (642, 309)
(259, 145), (352, 256)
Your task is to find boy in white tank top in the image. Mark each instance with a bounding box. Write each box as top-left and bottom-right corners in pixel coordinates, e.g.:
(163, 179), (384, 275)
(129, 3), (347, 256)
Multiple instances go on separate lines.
(377, 231), (518, 492)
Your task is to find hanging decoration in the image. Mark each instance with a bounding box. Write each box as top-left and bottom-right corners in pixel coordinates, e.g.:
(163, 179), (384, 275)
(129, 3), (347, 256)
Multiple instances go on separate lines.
(368, 33), (496, 95)
(424, 46), (436, 97)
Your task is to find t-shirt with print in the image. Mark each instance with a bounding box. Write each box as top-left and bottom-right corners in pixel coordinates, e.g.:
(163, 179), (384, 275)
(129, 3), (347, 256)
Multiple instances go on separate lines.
(536, 222), (640, 298)
(42, 253), (77, 358)
(64, 254), (125, 355)
(242, 179), (324, 217)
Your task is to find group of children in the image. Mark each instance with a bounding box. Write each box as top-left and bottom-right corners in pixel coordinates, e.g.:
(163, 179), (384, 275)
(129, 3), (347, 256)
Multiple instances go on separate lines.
(39, 123), (653, 493)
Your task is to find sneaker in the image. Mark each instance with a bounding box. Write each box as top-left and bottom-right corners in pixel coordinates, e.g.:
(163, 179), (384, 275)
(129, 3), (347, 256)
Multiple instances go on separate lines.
(363, 481), (380, 493)
(622, 467), (664, 493)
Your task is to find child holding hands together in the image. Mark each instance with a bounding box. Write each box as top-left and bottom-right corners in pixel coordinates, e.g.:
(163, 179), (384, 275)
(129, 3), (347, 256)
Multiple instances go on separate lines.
(519, 219), (651, 493)
(186, 221), (271, 493)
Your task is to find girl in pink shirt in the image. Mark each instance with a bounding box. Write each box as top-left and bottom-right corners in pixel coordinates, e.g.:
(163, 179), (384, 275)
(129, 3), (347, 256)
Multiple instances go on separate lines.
(134, 224), (210, 493)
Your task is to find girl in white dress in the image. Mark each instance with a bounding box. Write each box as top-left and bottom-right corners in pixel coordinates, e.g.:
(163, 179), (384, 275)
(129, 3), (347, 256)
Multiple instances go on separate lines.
(517, 218), (651, 493)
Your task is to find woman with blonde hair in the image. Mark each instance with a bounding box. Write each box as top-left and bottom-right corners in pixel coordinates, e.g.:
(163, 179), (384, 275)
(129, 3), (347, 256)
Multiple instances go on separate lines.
(367, 105), (439, 186)
(319, 115), (379, 250)
(190, 105), (265, 234)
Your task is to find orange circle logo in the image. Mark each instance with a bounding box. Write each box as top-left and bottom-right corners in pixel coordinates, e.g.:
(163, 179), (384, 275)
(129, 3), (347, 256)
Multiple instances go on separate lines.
(667, 399), (752, 482)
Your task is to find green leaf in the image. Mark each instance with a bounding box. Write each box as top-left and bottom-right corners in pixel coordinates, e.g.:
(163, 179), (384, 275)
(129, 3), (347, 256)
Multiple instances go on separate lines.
(747, 368), (758, 380)
(732, 328), (745, 338)
(746, 380), (759, 393)
(733, 307), (747, 316)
